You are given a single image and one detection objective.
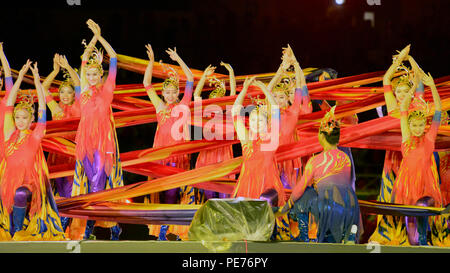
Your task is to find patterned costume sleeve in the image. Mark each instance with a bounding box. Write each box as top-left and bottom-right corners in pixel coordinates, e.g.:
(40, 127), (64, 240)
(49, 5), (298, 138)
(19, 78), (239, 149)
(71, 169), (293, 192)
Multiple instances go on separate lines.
(3, 106), (15, 140)
(180, 81), (194, 105)
(46, 95), (63, 120)
(100, 57), (117, 104)
(4, 77), (13, 94)
(299, 85), (312, 114)
(425, 111), (441, 147)
(31, 109), (47, 143)
(290, 155), (316, 202)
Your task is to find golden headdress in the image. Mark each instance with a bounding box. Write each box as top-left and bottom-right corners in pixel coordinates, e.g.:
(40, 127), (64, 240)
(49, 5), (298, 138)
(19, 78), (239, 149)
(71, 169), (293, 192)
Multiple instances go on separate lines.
(248, 94), (269, 119)
(392, 63), (413, 90)
(14, 90), (35, 117)
(159, 60), (179, 90)
(273, 74), (295, 96)
(59, 68), (76, 90)
(408, 96), (430, 121)
(82, 39), (104, 75)
(319, 105), (340, 134)
(441, 111), (449, 126)
(208, 76), (226, 99)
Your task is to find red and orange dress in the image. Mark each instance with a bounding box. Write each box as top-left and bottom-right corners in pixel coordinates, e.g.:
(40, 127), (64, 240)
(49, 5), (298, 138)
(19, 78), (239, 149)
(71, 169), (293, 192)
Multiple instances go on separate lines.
(46, 87), (81, 198)
(278, 86), (312, 189)
(145, 81), (197, 239)
(195, 107), (234, 199)
(0, 108), (65, 240)
(72, 57), (123, 237)
(391, 112), (442, 207)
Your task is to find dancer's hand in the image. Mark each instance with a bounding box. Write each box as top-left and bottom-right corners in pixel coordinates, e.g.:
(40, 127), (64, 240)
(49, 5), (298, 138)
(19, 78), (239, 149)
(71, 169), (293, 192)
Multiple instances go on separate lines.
(87, 19), (101, 38)
(220, 61), (233, 72)
(166, 47), (179, 62)
(392, 44), (410, 64)
(422, 72), (435, 87)
(57, 55), (70, 69)
(18, 59), (32, 77)
(252, 80), (267, 90)
(243, 76), (256, 89)
(53, 53), (61, 71)
(30, 62), (39, 77)
(203, 64), (216, 77)
(145, 44), (154, 62)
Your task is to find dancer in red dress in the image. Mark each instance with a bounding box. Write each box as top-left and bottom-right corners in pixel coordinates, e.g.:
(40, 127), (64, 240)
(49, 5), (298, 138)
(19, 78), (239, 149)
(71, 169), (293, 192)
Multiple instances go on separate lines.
(193, 62), (236, 199)
(271, 46), (312, 189)
(0, 62), (65, 240)
(143, 43), (197, 240)
(73, 19), (123, 240)
(41, 54), (81, 232)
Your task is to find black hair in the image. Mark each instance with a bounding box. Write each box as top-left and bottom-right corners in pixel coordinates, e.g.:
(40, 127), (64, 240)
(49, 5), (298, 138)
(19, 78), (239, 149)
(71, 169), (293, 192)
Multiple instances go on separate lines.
(320, 126), (340, 145)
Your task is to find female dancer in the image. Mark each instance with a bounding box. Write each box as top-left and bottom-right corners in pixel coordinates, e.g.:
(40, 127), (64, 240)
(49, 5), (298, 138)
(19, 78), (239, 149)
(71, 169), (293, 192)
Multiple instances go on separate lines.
(1, 62), (65, 240)
(73, 19), (123, 240)
(369, 46), (428, 244)
(389, 71), (442, 245)
(143, 43), (197, 240)
(41, 54), (81, 232)
(193, 62), (236, 200)
(271, 46), (312, 189)
(276, 106), (360, 243)
(231, 77), (291, 240)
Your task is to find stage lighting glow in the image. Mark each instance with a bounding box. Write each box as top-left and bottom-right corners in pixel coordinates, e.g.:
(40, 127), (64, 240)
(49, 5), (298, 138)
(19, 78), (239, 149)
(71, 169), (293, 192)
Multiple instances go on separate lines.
(335, 0), (345, 5)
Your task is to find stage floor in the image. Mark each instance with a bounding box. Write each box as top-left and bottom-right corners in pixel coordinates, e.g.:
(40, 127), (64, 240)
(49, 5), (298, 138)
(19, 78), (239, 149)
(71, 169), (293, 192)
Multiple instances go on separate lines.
(1, 240), (450, 253)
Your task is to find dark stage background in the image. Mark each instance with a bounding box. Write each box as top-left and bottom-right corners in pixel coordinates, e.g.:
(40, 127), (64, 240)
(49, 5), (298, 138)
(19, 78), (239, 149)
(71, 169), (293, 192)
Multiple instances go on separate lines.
(1, 0), (449, 241)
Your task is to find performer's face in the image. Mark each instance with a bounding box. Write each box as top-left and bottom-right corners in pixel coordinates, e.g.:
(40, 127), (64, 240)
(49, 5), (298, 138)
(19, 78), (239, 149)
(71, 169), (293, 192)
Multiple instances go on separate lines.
(409, 117), (426, 137)
(394, 83), (411, 103)
(249, 110), (268, 134)
(162, 85), (179, 104)
(14, 108), (33, 131)
(273, 91), (289, 109)
(86, 68), (102, 86)
(59, 86), (75, 105)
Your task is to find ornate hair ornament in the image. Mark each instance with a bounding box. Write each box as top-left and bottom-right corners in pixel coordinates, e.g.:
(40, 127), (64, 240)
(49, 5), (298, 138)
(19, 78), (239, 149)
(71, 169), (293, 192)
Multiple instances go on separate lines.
(208, 76), (226, 99)
(14, 90), (35, 117)
(320, 105), (340, 134)
(408, 96), (430, 121)
(441, 111), (449, 126)
(82, 39), (104, 75)
(392, 63), (413, 89)
(59, 68), (76, 90)
(159, 60), (179, 90)
(247, 94), (268, 118)
(273, 74), (295, 96)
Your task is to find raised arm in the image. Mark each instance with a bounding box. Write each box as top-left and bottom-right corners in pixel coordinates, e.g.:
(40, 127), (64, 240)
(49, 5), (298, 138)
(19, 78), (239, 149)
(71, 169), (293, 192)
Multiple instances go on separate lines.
(4, 60), (32, 140)
(408, 55), (425, 97)
(0, 43), (11, 78)
(143, 44), (164, 112)
(58, 55), (81, 96)
(80, 36), (98, 91)
(166, 47), (194, 83)
(194, 64), (216, 100)
(383, 45), (410, 113)
(30, 63), (46, 112)
(267, 45), (291, 91)
(29, 63), (47, 142)
(232, 76), (256, 145)
(220, 62), (236, 96)
(42, 54), (61, 91)
(399, 83), (415, 143)
(6, 60), (31, 107)
(87, 19), (116, 59)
